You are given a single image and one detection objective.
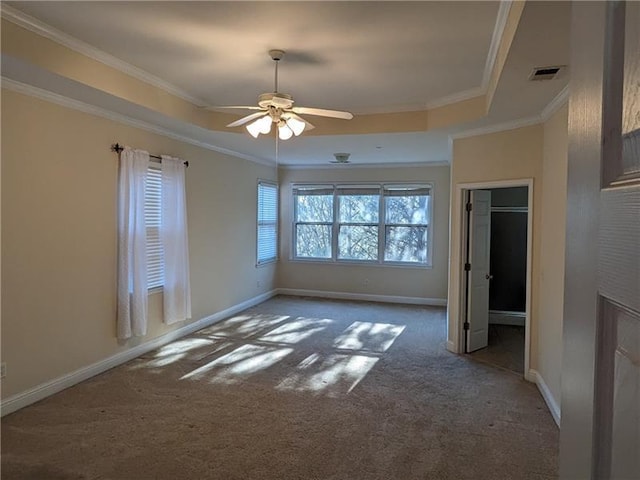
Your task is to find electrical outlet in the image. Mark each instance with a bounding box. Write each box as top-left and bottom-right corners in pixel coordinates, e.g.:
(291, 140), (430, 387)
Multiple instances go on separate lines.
(363, 278), (370, 286)
(1, 363), (6, 379)
(257, 280), (261, 288)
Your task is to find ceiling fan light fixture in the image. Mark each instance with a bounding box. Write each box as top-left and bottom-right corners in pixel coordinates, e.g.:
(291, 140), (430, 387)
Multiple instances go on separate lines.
(286, 117), (306, 136)
(278, 122), (294, 140)
(246, 115), (272, 137)
(221, 49), (352, 141)
(246, 122), (261, 138)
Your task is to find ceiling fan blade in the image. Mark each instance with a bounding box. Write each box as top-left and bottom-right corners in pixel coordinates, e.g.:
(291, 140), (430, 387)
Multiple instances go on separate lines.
(226, 111), (269, 128)
(291, 106), (353, 120)
(284, 112), (315, 131)
(206, 105), (264, 111)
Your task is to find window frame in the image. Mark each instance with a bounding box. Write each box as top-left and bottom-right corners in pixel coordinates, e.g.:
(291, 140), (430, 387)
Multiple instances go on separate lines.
(382, 184), (432, 266)
(336, 185), (381, 263)
(256, 180), (279, 266)
(291, 182), (434, 267)
(292, 185), (334, 260)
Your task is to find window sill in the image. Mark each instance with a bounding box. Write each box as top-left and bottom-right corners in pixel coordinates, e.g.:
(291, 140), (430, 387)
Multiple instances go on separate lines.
(148, 286), (163, 295)
(256, 259), (278, 268)
(287, 258), (432, 270)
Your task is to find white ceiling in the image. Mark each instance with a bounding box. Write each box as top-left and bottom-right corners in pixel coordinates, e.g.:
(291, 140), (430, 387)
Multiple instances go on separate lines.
(8, 1), (498, 113)
(4, 1), (570, 167)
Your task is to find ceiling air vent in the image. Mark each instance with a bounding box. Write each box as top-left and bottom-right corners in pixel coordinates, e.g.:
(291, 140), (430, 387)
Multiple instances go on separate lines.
(529, 65), (564, 81)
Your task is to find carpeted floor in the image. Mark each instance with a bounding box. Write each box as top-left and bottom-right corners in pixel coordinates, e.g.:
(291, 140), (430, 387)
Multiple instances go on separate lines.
(470, 324), (526, 374)
(1, 296), (558, 480)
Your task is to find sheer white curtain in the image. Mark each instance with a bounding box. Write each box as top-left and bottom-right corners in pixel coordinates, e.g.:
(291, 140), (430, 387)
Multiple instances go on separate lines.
(161, 155), (192, 324)
(117, 148), (150, 339)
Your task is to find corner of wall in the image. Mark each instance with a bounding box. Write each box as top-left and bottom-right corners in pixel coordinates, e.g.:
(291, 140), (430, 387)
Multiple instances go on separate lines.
(528, 369), (561, 427)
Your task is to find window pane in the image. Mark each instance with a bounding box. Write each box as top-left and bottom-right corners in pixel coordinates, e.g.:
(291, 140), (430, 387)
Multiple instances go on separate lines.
(296, 224), (332, 258)
(257, 182), (278, 264)
(146, 166), (164, 288)
(257, 223), (277, 263)
(296, 195), (333, 223)
(385, 195), (429, 224)
(338, 225), (378, 260)
(258, 184), (277, 221)
(339, 195), (379, 223)
(384, 226), (427, 263)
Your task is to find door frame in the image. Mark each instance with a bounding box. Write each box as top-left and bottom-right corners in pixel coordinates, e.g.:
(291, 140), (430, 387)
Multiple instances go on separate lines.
(454, 178), (534, 379)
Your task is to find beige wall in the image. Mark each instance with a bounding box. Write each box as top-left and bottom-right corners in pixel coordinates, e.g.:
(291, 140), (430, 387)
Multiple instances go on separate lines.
(1, 89), (276, 399)
(538, 104), (568, 408)
(278, 165), (450, 300)
(448, 125), (544, 370)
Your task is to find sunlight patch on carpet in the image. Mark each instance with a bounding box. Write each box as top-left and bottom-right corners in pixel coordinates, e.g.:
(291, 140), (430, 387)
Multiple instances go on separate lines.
(131, 337), (233, 369)
(257, 317), (334, 344)
(333, 321), (406, 353)
(180, 344), (293, 384)
(276, 353), (379, 396)
(197, 314), (290, 338)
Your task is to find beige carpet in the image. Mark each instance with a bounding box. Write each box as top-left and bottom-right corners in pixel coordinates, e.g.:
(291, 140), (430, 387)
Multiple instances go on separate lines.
(1, 296), (558, 480)
(470, 324), (526, 374)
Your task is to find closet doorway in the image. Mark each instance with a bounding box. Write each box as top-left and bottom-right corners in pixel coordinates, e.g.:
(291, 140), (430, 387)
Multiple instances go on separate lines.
(460, 182), (532, 376)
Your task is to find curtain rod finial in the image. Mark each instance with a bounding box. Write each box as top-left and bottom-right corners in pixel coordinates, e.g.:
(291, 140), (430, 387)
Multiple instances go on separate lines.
(111, 143), (124, 153)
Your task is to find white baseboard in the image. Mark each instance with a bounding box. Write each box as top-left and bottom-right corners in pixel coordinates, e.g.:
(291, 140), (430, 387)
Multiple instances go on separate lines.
(1, 290), (278, 417)
(276, 288), (447, 307)
(489, 310), (526, 326)
(446, 340), (458, 353)
(527, 369), (561, 427)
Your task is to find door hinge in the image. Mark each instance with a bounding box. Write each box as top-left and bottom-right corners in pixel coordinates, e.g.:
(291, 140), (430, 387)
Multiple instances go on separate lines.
(466, 202), (473, 212)
(463, 322), (470, 331)
(464, 263), (471, 271)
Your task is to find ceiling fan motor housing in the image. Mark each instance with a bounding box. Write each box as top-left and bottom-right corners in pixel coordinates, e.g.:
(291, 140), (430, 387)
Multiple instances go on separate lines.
(258, 93), (294, 109)
(269, 49), (285, 62)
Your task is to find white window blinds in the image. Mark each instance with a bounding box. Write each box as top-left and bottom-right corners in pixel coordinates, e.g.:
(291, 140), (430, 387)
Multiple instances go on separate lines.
(257, 181), (278, 264)
(146, 165), (164, 289)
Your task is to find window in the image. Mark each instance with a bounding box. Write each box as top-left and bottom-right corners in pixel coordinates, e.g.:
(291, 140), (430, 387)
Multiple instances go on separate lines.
(293, 183), (432, 266)
(257, 181), (278, 264)
(337, 186), (379, 261)
(383, 185), (430, 263)
(145, 165), (164, 289)
(117, 148), (191, 339)
(293, 185), (333, 259)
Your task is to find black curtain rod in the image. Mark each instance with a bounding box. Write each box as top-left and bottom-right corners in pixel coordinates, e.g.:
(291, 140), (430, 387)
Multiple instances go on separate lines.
(111, 143), (189, 167)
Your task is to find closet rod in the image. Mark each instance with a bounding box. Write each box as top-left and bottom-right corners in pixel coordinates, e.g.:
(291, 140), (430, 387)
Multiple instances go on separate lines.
(111, 143), (189, 167)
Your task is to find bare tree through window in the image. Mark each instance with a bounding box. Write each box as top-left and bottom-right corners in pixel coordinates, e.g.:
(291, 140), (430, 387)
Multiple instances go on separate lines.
(293, 184), (431, 265)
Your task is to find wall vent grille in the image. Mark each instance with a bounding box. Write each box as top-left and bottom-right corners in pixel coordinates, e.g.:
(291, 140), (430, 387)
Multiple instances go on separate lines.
(528, 65), (564, 81)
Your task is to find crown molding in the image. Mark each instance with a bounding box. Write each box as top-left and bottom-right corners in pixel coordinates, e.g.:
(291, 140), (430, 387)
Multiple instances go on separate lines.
(540, 85), (569, 121)
(449, 115), (541, 140)
(1, 77), (273, 167)
(425, 1), (510, 111)
(346, 86), (483, 114)
(482, 1), (512, 90)
(348, 103), (429, 115)
(0, 4), (206, 106)
(279, 160), (450, 170)
(449, 82), (569, 141)
(424, 87), (485, 110)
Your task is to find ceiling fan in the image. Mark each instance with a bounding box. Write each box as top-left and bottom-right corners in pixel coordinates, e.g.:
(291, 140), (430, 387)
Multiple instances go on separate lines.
(218, 50), (353, 140)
